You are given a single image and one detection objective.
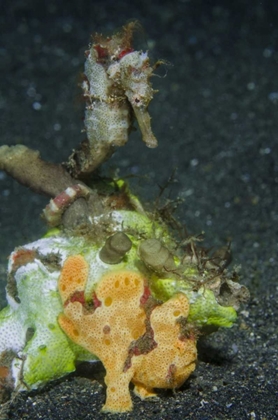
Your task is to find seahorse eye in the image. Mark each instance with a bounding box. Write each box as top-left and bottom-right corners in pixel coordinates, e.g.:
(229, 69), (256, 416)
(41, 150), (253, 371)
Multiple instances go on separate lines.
(132, 94), (145, 108)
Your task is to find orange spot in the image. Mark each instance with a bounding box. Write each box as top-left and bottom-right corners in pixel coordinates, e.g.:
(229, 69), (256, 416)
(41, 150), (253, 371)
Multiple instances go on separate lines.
(132, 329), (141, 339)
(173, 310), (181, 317)
(104, 297), (113, 306)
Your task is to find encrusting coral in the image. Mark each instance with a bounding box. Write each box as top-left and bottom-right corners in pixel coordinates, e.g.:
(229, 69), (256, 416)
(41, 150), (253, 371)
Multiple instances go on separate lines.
(0, 21), (249, 412)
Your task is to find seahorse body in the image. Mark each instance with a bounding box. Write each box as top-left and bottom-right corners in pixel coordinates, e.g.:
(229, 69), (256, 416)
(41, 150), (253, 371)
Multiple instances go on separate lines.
(83, 47), (131, 150)
(76, 22), (158, 175)
(119, 51), (157, 148)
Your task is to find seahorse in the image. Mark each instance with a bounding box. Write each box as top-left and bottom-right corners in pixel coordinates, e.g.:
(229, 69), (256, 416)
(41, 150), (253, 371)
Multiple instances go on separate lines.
(67, 21), (159, 177)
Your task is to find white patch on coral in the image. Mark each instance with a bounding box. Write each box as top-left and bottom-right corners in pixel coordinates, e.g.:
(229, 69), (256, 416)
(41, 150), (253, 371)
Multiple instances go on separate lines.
(107, 62), (120, 79)
(49, 200), (59, 212)
(140, 51), (149, 61)
(6, 294), (20, 311)
(110, 210), (124, 226)
(24, 237), (69, 261)
(11, 357), (27, 391)
(65, 187), (76, 198)
(0, 309), (26, 352)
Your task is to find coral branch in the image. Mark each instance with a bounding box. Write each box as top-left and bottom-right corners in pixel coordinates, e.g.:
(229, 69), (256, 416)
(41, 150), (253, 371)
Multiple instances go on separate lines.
(0, 145), (94, 230)
(0, 145), (75, 197)
(42, 184), (91, 227)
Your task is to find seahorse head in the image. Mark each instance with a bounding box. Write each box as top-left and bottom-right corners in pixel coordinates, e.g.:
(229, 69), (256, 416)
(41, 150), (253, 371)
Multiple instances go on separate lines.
(119, 51), (158, 148)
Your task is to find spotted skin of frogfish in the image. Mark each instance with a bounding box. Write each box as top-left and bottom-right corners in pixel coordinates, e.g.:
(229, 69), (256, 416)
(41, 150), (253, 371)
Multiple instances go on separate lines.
(58, 255), (197, 413)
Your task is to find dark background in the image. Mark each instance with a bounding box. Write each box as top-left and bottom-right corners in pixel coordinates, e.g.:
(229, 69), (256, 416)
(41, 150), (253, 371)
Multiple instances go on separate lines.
(0, 0), (277, 419)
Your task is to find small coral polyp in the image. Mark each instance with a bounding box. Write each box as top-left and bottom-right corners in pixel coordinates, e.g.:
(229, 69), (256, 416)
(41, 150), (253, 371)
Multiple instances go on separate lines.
(58, 258), (196, 412)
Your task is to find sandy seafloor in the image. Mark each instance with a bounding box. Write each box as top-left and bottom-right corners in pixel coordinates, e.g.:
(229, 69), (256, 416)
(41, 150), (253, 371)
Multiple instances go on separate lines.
(0, 0), (278, 418)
